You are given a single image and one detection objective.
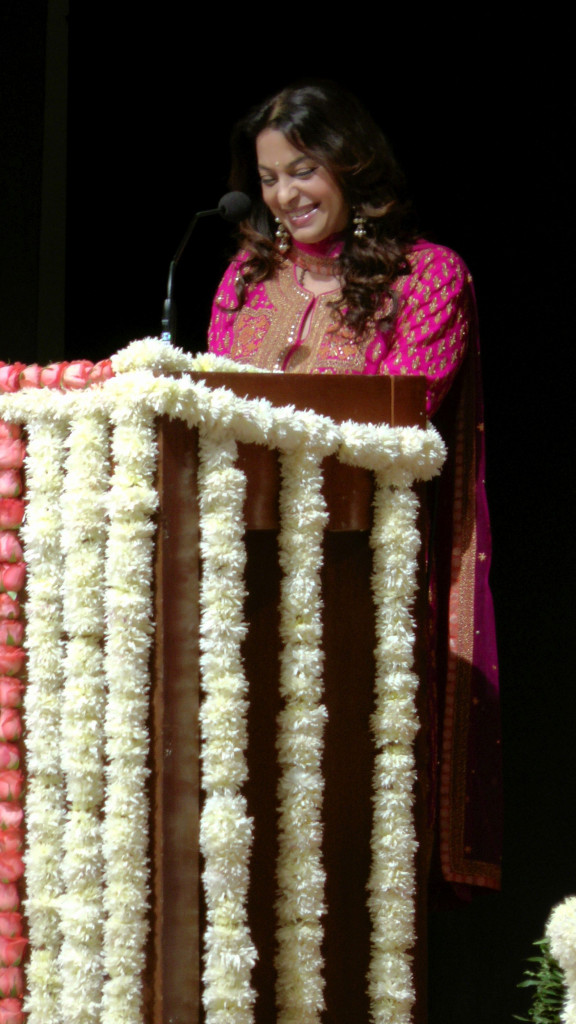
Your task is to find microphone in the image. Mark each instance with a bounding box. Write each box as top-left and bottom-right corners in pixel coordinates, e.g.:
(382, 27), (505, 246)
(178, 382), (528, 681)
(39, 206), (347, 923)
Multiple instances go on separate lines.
(217, 191), (252, 223)
(161, 191), (251, 343)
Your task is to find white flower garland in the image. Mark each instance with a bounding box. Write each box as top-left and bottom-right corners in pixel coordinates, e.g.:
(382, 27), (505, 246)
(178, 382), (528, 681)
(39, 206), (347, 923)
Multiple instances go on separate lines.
(548, 898), (576, 1023)
(198, 427), (257, 1024)
(101, 402), (158, 1024)
(0, 340), (446, 1024)
(367, 477), (421, 1024)
(275, 445), (330, 1024)
(337, 429), (442, 1024)
(19, 408), (69, 1024)
(111, 337), (264, 378)
(59, 404), (110, 1024)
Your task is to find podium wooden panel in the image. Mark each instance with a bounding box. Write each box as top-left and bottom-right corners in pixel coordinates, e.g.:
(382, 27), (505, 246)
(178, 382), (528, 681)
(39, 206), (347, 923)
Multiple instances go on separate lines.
(152, 374), (428, 1023)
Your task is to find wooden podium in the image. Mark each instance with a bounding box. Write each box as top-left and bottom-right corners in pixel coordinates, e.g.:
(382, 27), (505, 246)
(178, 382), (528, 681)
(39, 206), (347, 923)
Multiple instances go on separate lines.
(151, 373), (429, 1024)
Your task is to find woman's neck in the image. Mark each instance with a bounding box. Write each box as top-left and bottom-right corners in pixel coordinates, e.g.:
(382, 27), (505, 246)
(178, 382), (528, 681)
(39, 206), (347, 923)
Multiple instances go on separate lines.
(289, 235), (344, 280)
(291, 234), (344, 259)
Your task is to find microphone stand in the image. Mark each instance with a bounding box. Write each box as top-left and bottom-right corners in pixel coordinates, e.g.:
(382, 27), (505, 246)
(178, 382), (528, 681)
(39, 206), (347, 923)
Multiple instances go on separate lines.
(161, 193), (251, 344)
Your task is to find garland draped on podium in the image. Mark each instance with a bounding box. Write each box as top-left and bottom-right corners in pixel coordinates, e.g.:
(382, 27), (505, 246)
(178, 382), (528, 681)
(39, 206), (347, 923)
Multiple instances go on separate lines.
(0, 340), (446, 1024)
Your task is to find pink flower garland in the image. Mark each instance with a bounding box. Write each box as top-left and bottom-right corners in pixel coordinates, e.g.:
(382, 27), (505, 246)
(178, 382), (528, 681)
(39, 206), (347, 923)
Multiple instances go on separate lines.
(0, 359), (113, 394)
(0, 419), (26, 1024)
(0, 358), (113, 1024)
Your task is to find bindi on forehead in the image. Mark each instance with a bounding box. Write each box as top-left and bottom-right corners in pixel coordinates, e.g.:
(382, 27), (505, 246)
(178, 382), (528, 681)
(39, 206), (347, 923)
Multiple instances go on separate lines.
(256, 128), (313, 174)
(257, 154), (312, 173)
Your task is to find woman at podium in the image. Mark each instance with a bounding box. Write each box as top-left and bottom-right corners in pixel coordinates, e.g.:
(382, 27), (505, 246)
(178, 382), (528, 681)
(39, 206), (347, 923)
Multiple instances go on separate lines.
(208, 79), (501, 897)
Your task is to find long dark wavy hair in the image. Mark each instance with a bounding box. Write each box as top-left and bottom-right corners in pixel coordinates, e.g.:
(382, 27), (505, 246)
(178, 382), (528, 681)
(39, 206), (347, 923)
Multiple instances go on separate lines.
(228, 80), (417, 337)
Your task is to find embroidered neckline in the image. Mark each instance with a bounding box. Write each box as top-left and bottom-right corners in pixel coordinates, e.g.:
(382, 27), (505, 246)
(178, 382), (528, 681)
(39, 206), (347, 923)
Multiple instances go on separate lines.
(288, 235), (344, 278)
(288, 247), (342, 278)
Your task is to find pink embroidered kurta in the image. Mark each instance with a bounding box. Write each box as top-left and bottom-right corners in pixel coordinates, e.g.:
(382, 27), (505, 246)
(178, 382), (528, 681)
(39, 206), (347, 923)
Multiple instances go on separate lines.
(208, 238), (502, 895)
(208, 240), (472, 417)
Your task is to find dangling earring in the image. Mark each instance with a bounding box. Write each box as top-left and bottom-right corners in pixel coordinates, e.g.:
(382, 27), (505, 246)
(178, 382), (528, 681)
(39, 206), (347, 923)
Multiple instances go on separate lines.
(275, 217), (290, 253)
(353, 210), (367, 239)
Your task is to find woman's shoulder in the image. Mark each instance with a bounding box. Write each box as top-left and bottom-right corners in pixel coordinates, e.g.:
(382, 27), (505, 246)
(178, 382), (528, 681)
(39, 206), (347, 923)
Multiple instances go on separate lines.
(220, 249), (250, 278)
(404, 239), (473, 290)
(211, 251), (249, 301)
(211, 250), (273, 321)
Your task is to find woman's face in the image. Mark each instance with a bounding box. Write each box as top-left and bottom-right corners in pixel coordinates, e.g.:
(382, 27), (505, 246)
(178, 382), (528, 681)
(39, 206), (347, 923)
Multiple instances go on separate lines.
(256, 128), (349, 245)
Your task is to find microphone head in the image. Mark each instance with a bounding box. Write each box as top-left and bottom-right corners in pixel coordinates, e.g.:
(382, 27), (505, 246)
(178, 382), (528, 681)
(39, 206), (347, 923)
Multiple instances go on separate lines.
(218, 191), (252, 224)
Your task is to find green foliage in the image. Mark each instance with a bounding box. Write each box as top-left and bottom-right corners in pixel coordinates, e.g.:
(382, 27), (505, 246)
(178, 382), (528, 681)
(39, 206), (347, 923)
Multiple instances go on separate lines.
(515, 938), (566, 1024)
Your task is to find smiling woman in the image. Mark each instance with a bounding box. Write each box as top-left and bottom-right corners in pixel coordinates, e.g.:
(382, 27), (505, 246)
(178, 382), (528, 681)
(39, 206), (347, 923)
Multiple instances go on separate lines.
(207, 79), (502, 902)
(208, 79), (466, 404)
(256, 129), (349, 250)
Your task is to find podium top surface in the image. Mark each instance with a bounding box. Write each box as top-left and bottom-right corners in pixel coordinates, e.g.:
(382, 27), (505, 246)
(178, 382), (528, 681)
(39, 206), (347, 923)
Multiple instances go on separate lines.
(190, 372), (426, 429)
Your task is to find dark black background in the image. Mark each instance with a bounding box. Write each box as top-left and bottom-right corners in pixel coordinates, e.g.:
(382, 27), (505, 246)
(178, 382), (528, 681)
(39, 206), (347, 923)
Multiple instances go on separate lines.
(2, 5), (575, 1021)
